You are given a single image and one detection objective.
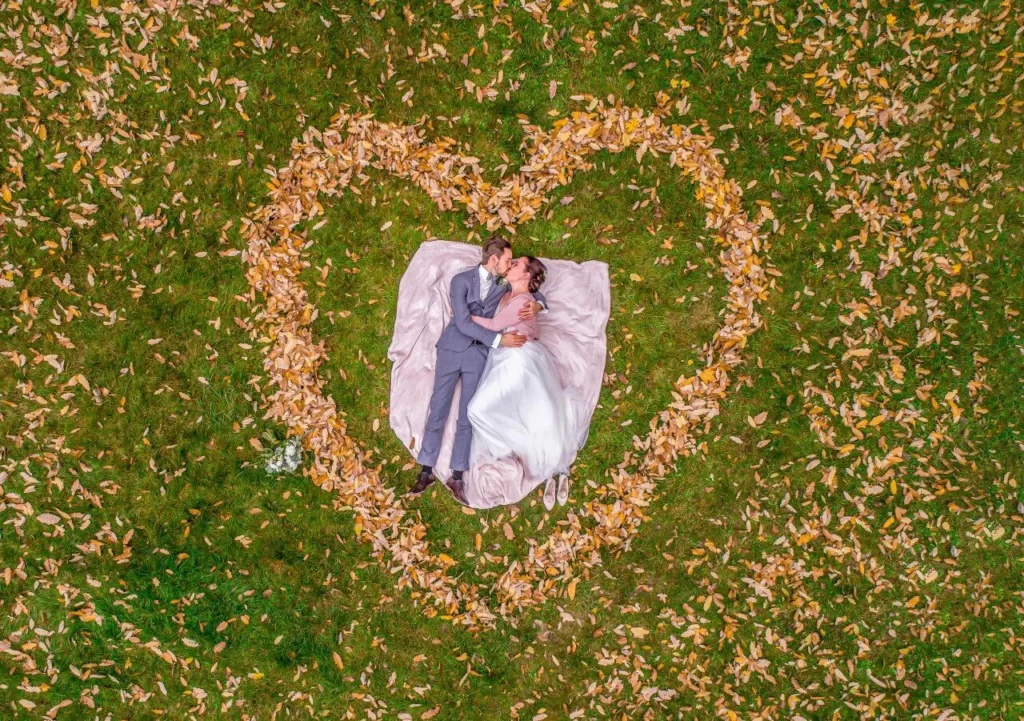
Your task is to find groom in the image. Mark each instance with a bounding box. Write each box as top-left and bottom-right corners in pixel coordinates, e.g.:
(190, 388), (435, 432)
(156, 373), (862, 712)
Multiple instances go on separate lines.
(407, 235), (547, 500)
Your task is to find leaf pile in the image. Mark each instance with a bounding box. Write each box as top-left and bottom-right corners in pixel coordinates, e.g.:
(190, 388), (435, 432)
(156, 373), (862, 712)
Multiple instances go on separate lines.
(243, 102), (769, 627)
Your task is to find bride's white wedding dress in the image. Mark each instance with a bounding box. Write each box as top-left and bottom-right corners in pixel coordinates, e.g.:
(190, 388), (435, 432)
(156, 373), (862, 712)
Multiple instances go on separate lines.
(463, 292), (590, 508)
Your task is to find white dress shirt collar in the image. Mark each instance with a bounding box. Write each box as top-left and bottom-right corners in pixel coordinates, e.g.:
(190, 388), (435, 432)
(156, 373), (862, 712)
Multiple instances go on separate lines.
(478, 264), (495, 296)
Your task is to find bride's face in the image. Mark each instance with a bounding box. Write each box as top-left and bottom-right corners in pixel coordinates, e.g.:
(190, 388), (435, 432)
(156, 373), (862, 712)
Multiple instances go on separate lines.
(505, 257), (527, 285)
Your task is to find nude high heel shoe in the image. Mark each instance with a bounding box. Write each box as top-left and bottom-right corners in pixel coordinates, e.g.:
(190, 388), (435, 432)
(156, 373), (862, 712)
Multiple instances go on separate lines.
(556, 474), (569, 506)
(543, 477), (556, 511)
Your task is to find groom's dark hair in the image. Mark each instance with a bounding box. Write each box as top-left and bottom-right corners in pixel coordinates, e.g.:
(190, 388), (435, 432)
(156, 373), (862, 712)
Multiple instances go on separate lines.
(481, 234), (512, 264)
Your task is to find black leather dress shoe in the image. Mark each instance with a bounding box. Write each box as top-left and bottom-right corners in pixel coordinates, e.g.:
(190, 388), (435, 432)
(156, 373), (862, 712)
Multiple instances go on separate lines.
(407, 470), (436, 496)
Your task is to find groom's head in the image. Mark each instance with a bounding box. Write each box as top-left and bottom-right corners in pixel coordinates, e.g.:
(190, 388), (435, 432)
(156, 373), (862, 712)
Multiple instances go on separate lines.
(481, 235), (513, 277)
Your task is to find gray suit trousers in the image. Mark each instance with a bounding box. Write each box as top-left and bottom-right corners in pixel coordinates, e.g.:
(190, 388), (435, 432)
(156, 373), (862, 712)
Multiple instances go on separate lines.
(417, 345), (488, 472)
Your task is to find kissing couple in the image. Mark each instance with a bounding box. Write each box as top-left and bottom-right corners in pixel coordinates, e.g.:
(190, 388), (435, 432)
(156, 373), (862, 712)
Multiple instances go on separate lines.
(404, 235), (593, 510)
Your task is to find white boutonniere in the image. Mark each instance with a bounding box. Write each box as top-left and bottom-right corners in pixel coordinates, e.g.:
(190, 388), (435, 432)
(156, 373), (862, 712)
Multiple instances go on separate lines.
(495, 276), (508, 287)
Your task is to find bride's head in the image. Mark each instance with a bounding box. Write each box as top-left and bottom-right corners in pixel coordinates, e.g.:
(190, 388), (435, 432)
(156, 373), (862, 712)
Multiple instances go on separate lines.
(507, 256), (547, 294)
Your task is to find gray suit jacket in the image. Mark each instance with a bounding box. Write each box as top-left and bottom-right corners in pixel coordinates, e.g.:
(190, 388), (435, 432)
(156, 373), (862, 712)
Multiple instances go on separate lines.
(437, 266), (547, 353)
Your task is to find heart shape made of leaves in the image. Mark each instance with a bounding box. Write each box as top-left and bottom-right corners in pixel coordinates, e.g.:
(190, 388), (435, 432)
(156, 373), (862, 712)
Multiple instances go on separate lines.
(242, 100), (770, 630)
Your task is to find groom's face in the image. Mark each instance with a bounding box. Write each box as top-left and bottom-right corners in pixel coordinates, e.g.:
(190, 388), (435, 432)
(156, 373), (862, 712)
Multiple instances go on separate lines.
(493, 248), (513, 277)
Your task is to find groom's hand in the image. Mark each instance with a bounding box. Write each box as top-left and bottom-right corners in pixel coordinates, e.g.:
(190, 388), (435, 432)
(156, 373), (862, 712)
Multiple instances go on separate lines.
(518, 301), (543, 321)
(500, 332), (527, 348)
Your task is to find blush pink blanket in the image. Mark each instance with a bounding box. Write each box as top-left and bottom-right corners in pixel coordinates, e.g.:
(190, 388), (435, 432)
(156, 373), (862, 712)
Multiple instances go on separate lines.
(387, 239), (610, 507)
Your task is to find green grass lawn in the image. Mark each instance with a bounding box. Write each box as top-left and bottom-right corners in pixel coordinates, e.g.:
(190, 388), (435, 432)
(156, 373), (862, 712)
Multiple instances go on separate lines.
(1, 0), (1023, 718)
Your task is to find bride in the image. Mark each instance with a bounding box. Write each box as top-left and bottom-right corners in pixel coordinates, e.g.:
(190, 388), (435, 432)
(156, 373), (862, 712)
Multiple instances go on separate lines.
(446, 256), (589, 510)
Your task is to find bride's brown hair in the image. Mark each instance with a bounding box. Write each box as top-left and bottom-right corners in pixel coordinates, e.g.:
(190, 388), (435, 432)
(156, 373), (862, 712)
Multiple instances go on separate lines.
(524, 256), (547, 294)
